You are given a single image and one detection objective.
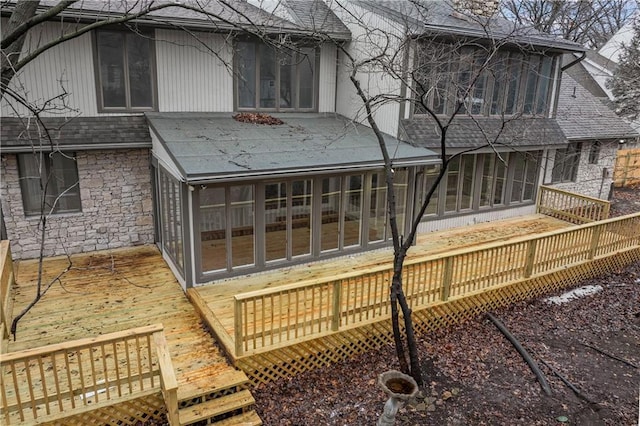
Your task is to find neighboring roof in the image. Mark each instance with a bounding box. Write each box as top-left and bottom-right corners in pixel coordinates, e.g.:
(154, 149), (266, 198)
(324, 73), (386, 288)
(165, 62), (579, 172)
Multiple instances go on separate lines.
(146, 113), (439, 183)
(351, 0), (584, 52)
(556, 73), (639, 141)
(0, 116), (152, 153)
(0, 0), (351, 40)
(598, 11), (638, 64)
(401, 116), (567, 150)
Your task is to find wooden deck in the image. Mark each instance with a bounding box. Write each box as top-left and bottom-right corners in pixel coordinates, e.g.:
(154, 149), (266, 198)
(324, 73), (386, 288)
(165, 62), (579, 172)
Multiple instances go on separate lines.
(193, 214), (571, 355)
(3, 246), (261, 425)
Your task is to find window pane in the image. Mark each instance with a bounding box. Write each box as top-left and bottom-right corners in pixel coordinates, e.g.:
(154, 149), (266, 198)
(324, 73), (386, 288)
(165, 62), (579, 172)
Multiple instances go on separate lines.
(490, 53), (508, 115)
(523, 151), (540, 201)
(200, 187), (226, 272)
(344, 175), (363, 247)
(279, 50), (295, 109)
(50, 153), (81, 213)
(321, 177), (341, 252)
(97, 32), (126, 108)
(230, 185), (254, 267)
(470, 54), (488, 115)
(494, 154), (507, 205)
(259, 45), (276, 108)
(265, 183), (287, 262)
(298, 48), (315, 108)
(523, 57), (540, 114)
(510, 152), (526, 203)
(127, 33), (153, 107)
(535, 57), (553, 115)
(393, 169), (409, 232)
(421, 165), (440, 215)
(460, 156), (474, 210)
(480, 154), (495, 207)
(505, 54), (522, 114)
(445, 157), (460, 212)
(292, 180), (312, 257)
(369, 172), (387, 242)
(237, 42), (256, 108)
(18, 153), (44, 216)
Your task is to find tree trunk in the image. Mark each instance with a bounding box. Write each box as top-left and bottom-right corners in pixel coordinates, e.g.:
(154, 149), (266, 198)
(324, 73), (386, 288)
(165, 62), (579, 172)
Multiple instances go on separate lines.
(1, 0), (40, 99)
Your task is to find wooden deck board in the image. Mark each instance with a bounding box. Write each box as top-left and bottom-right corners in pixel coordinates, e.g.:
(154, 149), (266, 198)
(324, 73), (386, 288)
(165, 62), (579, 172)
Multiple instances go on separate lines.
(5, 246), (239, 402)
(194, 214), (572, 356)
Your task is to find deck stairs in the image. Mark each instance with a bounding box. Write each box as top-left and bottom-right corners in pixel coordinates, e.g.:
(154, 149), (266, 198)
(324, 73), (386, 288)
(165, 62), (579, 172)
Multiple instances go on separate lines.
(177, 369), (262, 425)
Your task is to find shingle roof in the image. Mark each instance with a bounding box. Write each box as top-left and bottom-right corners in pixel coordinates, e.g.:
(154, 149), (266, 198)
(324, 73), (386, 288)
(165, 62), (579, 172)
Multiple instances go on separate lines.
(556, 73), (639, 141)
(2, 0), (351, 40)
(0, 116), (152, 152)
(401, 115), (567, 150)
(352, 0), (584, 52)
(146, 112), (439, 182)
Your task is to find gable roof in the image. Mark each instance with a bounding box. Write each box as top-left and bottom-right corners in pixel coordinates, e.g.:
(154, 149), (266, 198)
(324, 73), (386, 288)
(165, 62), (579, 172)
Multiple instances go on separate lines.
(0, 116), (152, 153)
(401, 116), (567, 150)
(352, 0), (584, 52)
(146, 112), (439, 183)
(1, 0), (351, 40)
(556, 73), (639, 141)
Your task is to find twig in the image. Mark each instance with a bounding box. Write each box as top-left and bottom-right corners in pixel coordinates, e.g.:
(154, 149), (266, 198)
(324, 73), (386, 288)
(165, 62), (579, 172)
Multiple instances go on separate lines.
(581, 342), (638, 369)
(486, 312), (552, 396)
(538, 358), (599, 405)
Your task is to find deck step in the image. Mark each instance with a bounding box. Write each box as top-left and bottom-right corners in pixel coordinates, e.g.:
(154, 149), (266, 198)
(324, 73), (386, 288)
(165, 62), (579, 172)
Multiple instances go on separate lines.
(211, 410), (262, 425)
(178, 389), (255, 425)
(178, 369), (250, 402)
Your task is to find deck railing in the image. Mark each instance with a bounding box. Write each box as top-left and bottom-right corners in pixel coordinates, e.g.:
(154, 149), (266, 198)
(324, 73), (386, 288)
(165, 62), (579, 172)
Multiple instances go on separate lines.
(0, 241), (14, 343)
(537, 185), (610, 223)
(233, 212), (640, 356)
(0, 323), (179, 425)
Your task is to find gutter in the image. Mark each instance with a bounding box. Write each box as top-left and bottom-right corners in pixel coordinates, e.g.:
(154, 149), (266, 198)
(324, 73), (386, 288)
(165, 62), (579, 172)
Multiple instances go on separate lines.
(561, 51), (587, 71)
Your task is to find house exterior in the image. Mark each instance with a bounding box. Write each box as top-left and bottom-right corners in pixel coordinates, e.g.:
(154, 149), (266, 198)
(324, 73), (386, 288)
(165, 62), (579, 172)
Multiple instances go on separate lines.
(1, 0), (637, 289)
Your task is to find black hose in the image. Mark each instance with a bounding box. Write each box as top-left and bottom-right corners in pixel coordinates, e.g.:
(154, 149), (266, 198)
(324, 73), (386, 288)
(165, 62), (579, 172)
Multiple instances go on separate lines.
(486, 312), (552, 396)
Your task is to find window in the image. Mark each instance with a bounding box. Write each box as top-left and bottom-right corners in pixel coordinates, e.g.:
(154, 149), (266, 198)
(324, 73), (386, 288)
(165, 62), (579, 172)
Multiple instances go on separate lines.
(236, 40), (317, 110)
(96, 29), (156, 111)
(18, 152), (81, 216)
(552, 143), (582, 183)
(414, 43), (556, 117)
(589, 141), (601, 164)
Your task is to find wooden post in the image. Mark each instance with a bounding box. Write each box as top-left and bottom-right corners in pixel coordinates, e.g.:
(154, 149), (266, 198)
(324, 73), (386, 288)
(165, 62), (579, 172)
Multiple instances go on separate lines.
(589, 225), (603, 259)
(234, 297), (244, 356)
(441, 257), (453, 301)
(154, 331), (179, 426)
(524, 239), (538, 278)
(331, 280), (342, 331)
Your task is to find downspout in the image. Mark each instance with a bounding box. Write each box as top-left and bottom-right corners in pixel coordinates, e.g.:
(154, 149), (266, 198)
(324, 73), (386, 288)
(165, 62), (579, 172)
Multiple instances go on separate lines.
(560, 51), (586, 71)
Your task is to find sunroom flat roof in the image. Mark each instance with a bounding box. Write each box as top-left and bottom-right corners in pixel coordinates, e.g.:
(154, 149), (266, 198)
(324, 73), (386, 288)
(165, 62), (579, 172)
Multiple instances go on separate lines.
(146, 113), (439, 183)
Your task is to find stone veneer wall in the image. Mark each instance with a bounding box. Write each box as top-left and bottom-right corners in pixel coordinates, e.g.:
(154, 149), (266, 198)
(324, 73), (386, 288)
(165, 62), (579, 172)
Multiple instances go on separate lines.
(1, 149), (154, 259)
(549, 141), (618, 200)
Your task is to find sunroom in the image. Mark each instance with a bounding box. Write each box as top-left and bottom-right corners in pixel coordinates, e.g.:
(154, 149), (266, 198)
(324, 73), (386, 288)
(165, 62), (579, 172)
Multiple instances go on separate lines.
(146, 112), (439, 288)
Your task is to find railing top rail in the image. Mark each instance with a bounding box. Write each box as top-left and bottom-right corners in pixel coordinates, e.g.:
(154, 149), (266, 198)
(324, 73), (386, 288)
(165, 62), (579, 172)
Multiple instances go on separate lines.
(233, 212), (640, 301)
(1, 323), (164, 362)
(539, 185), (611, 205)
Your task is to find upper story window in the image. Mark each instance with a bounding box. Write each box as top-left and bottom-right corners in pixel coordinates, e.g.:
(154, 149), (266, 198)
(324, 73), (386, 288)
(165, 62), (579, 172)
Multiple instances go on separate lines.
(18, 152), (81, 216)
(95, 29), (156, 112)
(413, 43), (556, 117)
(236, 40), (317, 111)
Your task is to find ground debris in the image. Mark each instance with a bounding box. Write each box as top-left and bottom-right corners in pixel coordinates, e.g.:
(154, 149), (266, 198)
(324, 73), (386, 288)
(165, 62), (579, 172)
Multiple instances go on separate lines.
(232, 112), (284, 125)
(253, 188), (640, 425)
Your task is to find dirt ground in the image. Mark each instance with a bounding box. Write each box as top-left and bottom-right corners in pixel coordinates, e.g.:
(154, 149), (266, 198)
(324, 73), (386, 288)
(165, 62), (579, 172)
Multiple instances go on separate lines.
(253, 187), (640, 426)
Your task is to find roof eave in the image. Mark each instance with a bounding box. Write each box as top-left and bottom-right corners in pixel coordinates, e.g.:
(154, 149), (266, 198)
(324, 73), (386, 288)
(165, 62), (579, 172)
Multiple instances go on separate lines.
(184, 157), (441, 184)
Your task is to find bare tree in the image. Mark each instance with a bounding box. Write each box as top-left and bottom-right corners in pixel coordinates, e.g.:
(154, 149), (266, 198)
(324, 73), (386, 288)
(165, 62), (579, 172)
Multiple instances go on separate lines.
(324, 0), (557, 385)
(501, 0), (638, 48)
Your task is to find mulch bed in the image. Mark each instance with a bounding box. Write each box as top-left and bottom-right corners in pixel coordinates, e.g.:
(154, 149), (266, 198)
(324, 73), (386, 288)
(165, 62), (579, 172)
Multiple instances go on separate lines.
(254, 187), (640, 425)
